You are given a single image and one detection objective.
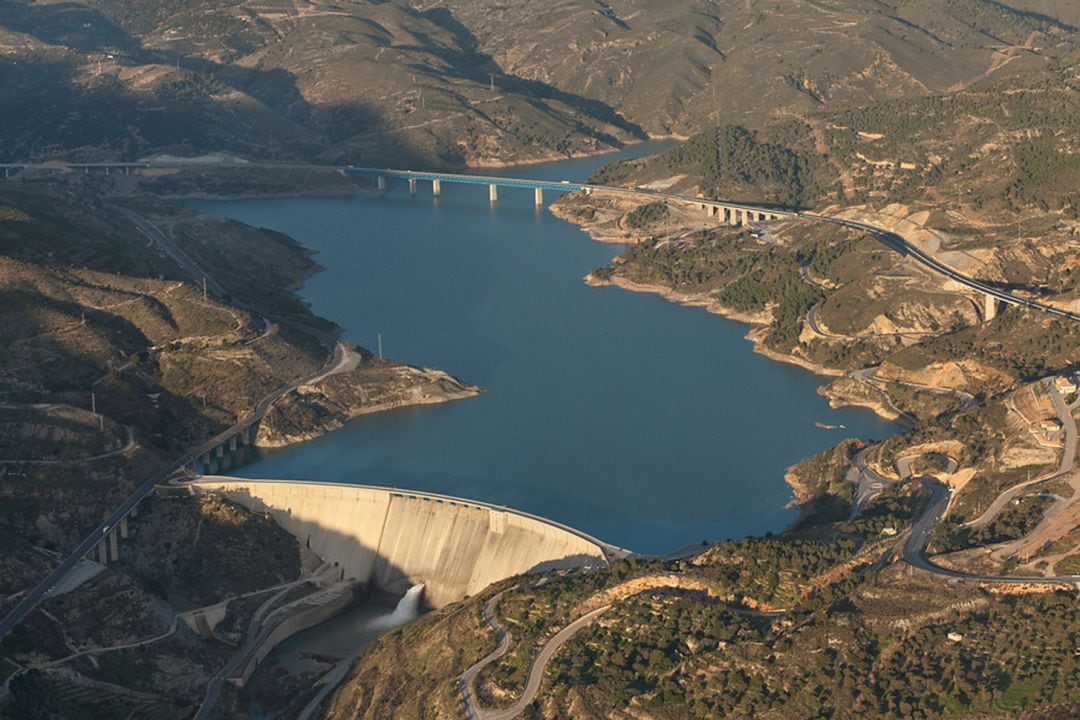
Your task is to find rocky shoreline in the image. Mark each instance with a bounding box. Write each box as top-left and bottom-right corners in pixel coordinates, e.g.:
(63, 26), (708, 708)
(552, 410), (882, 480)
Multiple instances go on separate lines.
(582, 272), (858, 394)
(256, 355), (481, 448)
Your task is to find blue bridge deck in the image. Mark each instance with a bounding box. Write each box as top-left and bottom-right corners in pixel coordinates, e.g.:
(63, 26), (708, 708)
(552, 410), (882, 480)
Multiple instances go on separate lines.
(342, 167), (586, 193)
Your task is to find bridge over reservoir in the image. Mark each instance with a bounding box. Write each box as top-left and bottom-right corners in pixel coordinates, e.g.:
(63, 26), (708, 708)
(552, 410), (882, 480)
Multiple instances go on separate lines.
(342, 166), (1080, 324)
(342, 166), (792, 226)
(4, 157), (1075, 323)
(191, 477), (622, 608)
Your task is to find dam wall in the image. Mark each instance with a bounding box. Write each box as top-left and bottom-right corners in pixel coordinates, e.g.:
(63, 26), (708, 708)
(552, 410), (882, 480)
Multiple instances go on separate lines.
(192, 478), (611, 608)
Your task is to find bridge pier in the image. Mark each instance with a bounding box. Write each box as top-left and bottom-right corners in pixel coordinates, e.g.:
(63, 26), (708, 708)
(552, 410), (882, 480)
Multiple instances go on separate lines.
(408, 178), (416, 195)
(119, 516), (129, 539)
(432, 179), (441, 197)
(108, 529), (119, 562)
(377, 176), (386, 191)
(3, 168), (9, 179)
(488, 184), (498, 203)
(97, 539), (108, 564)
(105, 167), (110, 176)
(728, 208), (738, 226)
(229, 435), (238, 452)
(983, 294), (999, 322)
(534, 187), (543, 206)
(202, 452), (211, 470)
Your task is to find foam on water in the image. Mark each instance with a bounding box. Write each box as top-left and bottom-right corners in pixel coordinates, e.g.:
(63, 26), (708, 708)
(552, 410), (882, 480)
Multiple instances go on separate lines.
(370, 583), (425, 631)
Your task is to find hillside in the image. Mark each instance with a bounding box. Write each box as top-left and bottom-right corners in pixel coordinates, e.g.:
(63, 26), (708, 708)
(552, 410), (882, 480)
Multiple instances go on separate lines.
(415, 0), (1079, 135)
(328, 530), (1079, 719)
(590, 49), (1080, 277)
(1, 0), (1078, 166)
(0, 178), (479, 716)
(0, 0), (644, 166)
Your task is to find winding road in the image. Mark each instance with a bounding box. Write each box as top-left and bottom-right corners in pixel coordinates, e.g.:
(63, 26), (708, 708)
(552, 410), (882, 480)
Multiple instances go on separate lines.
(902, 479), (1080, 586)
(459, 590), (611, 720)
(4, 159), (1079, 690)
(965, 381), (1077, 529)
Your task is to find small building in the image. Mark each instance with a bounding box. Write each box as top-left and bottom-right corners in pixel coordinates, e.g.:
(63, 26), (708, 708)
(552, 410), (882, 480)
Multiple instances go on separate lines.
(947, 632), (964, 643)
(1053, 376), (1077, 395)
(1041, 418), (1063, 434)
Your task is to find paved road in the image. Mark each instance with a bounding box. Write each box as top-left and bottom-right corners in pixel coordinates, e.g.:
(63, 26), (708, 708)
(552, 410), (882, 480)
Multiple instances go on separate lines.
(459, 591), (610, 720)
(15, 159), (1078, 326)
(800, 212), (1080, 324)
(459, 592), (513, 720)
(965, 382), (1077, 528)
(0, 207), (346, 641)
(109, 203), (228, 299)
(193, 582), (303, 719)
(848, 448), (895, 519)
(902, 480), (1080, 586)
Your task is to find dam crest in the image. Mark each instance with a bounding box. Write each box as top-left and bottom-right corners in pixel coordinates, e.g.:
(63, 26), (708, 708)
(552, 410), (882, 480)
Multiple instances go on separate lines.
(192, 477), (619, 608)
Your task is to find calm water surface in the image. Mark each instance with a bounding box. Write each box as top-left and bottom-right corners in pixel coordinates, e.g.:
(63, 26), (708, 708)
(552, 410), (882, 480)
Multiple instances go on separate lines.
(191, 144), (897, 554)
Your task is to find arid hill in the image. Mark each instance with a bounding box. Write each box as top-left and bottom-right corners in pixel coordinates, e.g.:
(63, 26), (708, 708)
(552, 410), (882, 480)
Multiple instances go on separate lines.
(1, 0), (1078, 165)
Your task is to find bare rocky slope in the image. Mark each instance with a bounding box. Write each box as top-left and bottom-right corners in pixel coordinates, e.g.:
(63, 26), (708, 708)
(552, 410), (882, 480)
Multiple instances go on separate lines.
(2, 0), (1078, 166)
(0, 177), (478, 718)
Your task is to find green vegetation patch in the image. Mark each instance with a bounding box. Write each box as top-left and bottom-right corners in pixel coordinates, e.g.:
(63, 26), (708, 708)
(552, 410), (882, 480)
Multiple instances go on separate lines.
(625, 201), (669, 228)
(934, 494), (1054, 554)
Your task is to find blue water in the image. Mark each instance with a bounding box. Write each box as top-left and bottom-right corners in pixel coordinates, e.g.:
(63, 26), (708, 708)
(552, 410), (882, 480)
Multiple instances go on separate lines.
(190, 144), (898, 554)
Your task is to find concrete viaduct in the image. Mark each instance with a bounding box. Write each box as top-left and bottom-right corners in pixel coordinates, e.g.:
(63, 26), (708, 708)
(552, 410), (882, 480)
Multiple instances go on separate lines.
(88, 420), (263, 565)
(343, 166), (790, 227)
(343, 167), (1076, 324)
(0, 162), (151, 179)
(84, 423), (259, 569)
(4, 158), (1075, 322)
(1, 156), (1077, 638)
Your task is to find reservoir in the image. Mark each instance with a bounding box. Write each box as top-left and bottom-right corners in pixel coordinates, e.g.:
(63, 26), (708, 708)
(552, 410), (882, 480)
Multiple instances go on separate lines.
(191, 144), (898, 555)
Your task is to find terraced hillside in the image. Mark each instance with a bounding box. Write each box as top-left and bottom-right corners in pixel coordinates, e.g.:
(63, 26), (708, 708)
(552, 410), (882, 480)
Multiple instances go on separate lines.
(0, 180), (479, 717)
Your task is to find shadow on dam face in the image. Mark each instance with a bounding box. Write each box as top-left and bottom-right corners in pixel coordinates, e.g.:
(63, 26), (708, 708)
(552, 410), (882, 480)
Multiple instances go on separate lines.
(191, 477), (614, 609)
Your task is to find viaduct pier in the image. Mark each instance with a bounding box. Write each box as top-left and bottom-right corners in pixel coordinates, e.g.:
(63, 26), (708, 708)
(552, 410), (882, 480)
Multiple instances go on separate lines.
(342, 166), (790, 227)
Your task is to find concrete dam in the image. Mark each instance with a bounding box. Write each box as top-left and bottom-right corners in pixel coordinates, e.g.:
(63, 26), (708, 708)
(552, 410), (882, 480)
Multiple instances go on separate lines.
(192, 477), (616, 608)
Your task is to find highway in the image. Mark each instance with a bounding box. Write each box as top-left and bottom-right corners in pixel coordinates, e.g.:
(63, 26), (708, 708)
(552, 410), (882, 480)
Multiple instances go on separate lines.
(337, 167), (1080, 324)
(0, 340), (345, 641)
(7, 158), (1080, 324)
(0, 207), (347, 641)
(801, 213), (1080, 323)
(4, 158), (1078, 644)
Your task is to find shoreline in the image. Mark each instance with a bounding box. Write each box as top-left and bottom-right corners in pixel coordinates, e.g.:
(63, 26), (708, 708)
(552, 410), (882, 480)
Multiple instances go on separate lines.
(584, 272), (853, 382)
(462, 133), (685, 169)
(103, 136), (682, 202)
(171, 146), (897, 540)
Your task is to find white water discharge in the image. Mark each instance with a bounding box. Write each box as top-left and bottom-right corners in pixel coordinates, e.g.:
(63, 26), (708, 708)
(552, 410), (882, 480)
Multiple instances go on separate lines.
(371, 583), (425, 631)
(269, 584), (429, 720)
